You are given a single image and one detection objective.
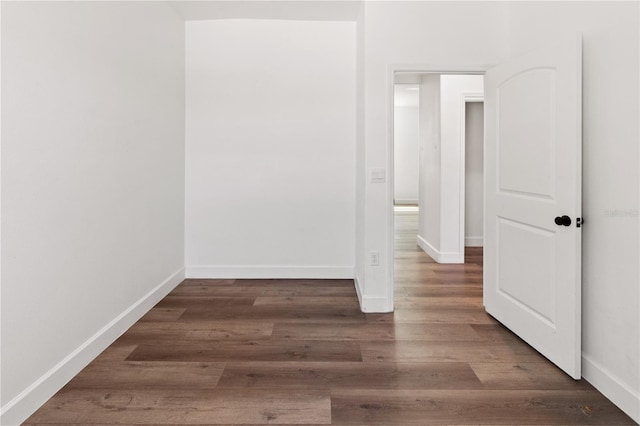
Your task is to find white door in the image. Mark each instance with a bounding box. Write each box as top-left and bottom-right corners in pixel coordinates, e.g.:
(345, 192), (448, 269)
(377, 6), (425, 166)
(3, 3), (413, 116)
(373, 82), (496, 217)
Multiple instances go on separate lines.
(484, 35), (582, 379)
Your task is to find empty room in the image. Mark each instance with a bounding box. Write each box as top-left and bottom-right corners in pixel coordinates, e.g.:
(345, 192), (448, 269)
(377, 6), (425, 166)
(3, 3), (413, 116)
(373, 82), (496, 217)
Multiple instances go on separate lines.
(1, 1), (639, 425)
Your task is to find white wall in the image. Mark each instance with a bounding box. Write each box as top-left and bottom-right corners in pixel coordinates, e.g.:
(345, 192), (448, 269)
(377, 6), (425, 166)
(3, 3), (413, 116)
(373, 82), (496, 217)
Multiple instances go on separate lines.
(355, 2), (367, 296)
(465, 102), (484, 247)
(417, 75), (442, 254)
(357, 1), (509, 311)
(1, 2), (185, 424)
(393, 85), (420, 205)
(185, 19), (356, 278)
(439, 75), (484, 260)
(507, 2), (639, 422)
(417, 75), (484, 263)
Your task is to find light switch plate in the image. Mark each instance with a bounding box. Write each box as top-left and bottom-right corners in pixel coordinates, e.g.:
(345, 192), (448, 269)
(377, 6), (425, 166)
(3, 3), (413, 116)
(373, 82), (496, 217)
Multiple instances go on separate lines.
(370, 168), (386, 183)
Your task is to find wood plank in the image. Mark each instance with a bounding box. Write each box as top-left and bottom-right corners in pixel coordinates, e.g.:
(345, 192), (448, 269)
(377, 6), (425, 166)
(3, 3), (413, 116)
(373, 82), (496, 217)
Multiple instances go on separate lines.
(366, 307), (497, 324)
(469, 362), (594, 390)
(126, 340), (363, 362)
(217, 361), (483, 390)
(169, 284), (357, 298)
(395, 285), (484, 298)
(62, 361), (225, 390)
(427, 263), (483, 272)
(138, 308), (185, 322)
(272, 323), (483, 342)
(359, 341), (547, 363)
(26, 389), (331, 424)
(394, 296), (483, 309)
(471, 323), (531, 343)
(253, 296), (360, 307)
(331, 389), (636, 425)
(155, 296), (256, 309)
(90, 344), (137, 362)
(179, 305), (366, 323)
(118, 320), (274, 342)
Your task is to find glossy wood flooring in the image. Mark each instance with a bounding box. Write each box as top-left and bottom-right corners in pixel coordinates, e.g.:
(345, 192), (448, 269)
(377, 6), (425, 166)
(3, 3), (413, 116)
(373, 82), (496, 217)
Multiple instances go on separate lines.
(25, 211), (635, 425)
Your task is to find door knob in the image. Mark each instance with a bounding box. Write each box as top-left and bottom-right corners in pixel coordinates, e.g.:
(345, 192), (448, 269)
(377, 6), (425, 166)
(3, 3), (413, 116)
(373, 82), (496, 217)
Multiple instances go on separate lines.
(554, 215), (572, 226)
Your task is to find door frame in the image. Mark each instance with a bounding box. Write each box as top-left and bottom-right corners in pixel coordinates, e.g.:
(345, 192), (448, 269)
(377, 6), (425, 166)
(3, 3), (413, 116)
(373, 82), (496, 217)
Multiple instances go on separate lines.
(387, 64), (489, 305)
(460, 93), (485, 259)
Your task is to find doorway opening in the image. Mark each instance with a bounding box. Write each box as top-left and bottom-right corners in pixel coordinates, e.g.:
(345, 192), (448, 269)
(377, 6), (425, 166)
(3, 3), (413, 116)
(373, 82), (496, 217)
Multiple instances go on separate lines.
(389, 39), (583, 379)
(391, 72), (485, 290)
(391, 71), (486, 322)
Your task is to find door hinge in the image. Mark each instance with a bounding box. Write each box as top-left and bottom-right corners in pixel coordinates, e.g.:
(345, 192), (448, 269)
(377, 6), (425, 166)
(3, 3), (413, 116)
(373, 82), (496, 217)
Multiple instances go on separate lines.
(576, 217), (583, 228)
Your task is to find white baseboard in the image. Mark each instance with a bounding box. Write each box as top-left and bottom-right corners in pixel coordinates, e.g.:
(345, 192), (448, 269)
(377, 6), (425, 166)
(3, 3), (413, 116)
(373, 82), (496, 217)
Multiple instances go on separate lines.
(354, 270), (364, 308)
(0, 267), (186, 426)
(416, 235), (463, 264)
(582, 355), (640, 423)
(394, 198), (418, 205)
(354, 270), (393, 313)
(465, 236), (484, 247)
(186, 265), (354, 279)
(360, 294), (393, 313)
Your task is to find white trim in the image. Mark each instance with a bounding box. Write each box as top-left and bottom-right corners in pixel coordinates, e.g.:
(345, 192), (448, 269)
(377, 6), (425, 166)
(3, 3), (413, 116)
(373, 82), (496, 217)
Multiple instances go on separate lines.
(388, 65), (490, 316)
(459, 92), (485, 261)
(464, 236), (484, 247)
(360, 294), (393, 313)
(354, 270), (364, 309)
(186, 265), (354, 279)
(354, 269), (392, 313)
(387, 65), (396, 316)
(0, 6), (3, 423)
(394, 198), (418, 205)
(582, 355), (640, 423)
(393, 65), (492, 74)
(417, 234), (463, 264)
(0, 267), (186, 426)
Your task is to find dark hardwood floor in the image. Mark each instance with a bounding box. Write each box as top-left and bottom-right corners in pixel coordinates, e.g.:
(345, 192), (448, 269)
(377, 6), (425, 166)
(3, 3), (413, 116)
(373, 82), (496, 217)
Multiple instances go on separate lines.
(24, 211), (636, 425)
